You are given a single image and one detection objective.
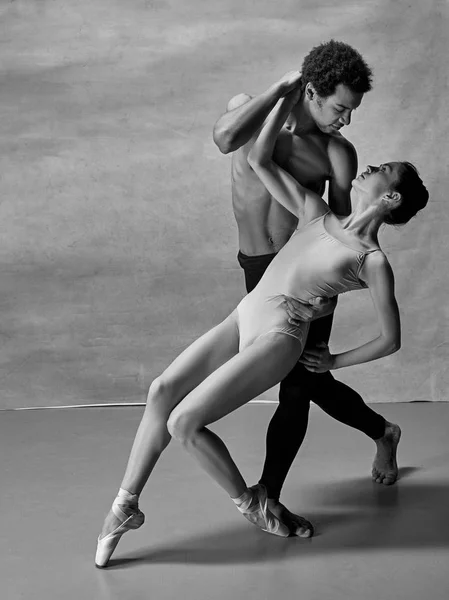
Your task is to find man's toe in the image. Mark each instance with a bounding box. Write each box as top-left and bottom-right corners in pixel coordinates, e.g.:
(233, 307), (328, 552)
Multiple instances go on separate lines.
(295, 523), (313, 538)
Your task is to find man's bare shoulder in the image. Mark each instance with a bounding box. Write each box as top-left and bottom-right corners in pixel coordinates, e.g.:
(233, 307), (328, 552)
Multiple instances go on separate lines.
(226, 93), (253, 112)
(327, 131), (357, 160)
(326, 132), (358, 181)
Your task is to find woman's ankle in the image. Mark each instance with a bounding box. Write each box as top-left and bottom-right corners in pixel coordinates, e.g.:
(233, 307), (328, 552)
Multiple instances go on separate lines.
(116, 488), (140, 506)
(231, 488), (255, 511)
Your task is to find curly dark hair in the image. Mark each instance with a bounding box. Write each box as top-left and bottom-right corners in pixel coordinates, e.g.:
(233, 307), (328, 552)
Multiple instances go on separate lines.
(385, 162), (429, 226)
(300, 40), (373, 97)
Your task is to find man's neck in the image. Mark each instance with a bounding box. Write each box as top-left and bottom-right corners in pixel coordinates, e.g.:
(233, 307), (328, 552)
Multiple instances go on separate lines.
(290, 94), (318, 135)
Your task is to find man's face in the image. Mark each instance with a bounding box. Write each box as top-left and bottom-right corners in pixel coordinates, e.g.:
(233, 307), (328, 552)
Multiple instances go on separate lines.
(308, 83), (364, 134)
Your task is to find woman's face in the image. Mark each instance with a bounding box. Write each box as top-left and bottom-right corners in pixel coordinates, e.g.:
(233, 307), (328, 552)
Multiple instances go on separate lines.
(352, 162), (403, 201)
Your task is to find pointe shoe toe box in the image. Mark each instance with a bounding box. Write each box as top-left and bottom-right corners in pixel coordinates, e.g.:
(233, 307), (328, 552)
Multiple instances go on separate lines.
(95, 507), (144, 568)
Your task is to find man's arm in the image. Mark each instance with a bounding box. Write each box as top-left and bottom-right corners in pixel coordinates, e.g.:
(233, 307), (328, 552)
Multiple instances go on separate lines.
(212, 72), (302, 154)
(327, 136), (358, 217)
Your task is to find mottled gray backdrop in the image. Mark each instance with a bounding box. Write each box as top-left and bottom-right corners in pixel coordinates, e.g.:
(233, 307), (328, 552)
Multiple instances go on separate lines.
(0, 0), (447, 408)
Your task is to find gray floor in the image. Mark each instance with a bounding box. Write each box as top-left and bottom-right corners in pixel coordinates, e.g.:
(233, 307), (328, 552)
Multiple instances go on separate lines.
(1, 401), (448, 599)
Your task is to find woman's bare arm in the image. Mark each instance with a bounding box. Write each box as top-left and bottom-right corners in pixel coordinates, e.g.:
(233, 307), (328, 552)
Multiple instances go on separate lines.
(247, 90), (329, 223)
(332, 252), (401, 370)
(212, 71), (302, 154)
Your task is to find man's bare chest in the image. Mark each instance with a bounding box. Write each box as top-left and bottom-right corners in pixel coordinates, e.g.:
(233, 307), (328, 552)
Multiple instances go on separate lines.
(274, 131), (331, 193)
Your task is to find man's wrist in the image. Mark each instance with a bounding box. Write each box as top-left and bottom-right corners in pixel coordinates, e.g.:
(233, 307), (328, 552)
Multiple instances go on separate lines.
(312, 302), (335, 321)
(319, 303), (334, 319)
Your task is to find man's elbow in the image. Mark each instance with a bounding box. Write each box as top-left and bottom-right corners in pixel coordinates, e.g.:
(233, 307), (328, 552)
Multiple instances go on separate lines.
(213, 124), (233, 154)
(386, 337), (401, 354)
(331, 197), (351, 217)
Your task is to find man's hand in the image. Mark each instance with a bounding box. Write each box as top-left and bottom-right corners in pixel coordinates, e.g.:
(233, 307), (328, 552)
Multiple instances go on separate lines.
(272, 71), (302, 99)
(213, 70), (302, 154)
(298, 342), (336, 373)
(284, 296), (336, 325)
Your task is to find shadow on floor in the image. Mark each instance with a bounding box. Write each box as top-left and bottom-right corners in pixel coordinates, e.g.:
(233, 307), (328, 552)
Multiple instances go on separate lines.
(105, 468), (449, 568)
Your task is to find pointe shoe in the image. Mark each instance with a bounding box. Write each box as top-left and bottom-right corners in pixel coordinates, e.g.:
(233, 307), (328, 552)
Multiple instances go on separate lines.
(236, 484), (290, 538)
(95, 496), (145, 568)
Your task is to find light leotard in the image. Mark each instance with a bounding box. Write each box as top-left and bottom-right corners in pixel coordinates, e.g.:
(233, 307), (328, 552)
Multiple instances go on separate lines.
(235, 211), (382, 351)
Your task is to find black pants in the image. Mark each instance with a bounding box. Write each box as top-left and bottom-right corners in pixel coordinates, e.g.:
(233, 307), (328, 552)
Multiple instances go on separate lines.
(237, 251), (386, 501)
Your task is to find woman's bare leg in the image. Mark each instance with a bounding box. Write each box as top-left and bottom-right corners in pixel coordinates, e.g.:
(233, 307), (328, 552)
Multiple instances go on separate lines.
(99, 313), (240, 541)
(167, 332), (304, 499)
(120, 314), (240, 495)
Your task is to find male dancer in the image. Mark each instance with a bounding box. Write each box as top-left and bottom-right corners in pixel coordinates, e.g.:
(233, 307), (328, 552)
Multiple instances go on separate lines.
(213, 40), (401, 536)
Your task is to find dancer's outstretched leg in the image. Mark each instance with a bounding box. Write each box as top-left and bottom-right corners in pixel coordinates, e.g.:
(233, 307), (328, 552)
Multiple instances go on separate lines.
(167, 331), (313, 538)
(96, 313), (241, 567)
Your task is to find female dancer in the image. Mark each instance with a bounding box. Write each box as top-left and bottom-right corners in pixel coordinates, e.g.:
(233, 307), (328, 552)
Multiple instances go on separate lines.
(95, 81), (428, 567)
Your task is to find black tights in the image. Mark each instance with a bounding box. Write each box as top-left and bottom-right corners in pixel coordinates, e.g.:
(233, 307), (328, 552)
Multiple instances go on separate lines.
(238, 251), (386, 501)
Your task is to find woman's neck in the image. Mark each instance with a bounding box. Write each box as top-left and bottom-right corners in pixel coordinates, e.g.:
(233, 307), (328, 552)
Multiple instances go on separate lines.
(339, 206), (384, 245)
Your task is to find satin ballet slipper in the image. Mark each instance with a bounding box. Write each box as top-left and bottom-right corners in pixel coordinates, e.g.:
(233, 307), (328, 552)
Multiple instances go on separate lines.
(95, 492), (145, 568)
(235, 484), (290, 538)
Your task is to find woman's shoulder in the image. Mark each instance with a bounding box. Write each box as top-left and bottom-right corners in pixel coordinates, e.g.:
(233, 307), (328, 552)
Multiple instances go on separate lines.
(359, 248), (393, 286)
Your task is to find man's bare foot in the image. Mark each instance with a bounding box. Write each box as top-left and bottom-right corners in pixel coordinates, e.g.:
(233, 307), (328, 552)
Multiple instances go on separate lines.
(267, 498), (314, 538)
(372, 421), (401, 485)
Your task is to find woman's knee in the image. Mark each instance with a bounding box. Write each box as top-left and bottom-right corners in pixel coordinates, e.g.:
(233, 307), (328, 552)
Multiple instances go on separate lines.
(166, 409), (198, 444)
(146, 376), (173, 414)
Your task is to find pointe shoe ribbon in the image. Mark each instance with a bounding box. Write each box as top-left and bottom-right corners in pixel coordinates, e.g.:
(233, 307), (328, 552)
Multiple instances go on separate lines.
(95, 497), (145, 568)
(236, 484), (290, 538)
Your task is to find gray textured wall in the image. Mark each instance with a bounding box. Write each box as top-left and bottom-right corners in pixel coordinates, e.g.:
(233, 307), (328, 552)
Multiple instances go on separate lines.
(0, 0), (447, 408)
